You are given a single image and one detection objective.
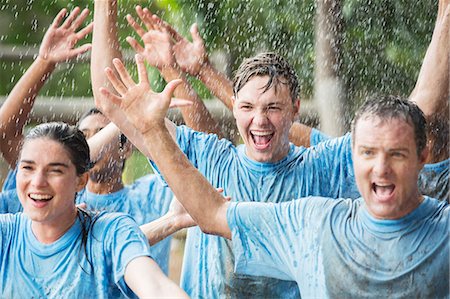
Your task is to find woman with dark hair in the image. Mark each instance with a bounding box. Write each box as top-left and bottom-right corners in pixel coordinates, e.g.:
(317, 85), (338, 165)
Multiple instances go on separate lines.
(0, 122), (188, 298)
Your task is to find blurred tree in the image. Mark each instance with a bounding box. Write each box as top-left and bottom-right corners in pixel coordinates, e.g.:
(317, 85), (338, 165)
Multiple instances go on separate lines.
(0, 0), (437, 115)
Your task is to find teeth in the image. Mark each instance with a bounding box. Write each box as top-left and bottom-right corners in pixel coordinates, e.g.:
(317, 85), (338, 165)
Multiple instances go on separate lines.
(29, 193), (52, 201)
(251, 131), (273, 136)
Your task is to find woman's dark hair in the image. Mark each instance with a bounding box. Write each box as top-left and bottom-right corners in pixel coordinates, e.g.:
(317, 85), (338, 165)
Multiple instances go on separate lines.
(24, 122), (98, 273)
(25, 122), (91, 175)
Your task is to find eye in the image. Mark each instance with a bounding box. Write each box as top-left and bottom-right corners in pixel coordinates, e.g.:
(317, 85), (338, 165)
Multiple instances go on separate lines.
(49, 168), (63, 174)
(361, 149), (374, 156)
(20, 165), (33, 171)
(267, 106), (281, 111)
(240, 104), (252, 110)
(391, 152), (405, 158)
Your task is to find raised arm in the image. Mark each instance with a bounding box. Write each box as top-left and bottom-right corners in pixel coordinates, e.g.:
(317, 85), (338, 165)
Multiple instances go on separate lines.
(100, 55), (231, 238)
(0, 7), (92, 168)
(410, 0), (449, 163)
(126, 6), (223, 137)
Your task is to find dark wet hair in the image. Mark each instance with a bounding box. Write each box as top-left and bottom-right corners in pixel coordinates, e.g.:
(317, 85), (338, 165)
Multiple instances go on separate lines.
(77, 107), (103, 126)
(351, 95), (427, 155)
(77, 107), (128, 149)
(25, 122), (92, 175)
(24, 122), (97, 273)
(233, 52), (299, 103)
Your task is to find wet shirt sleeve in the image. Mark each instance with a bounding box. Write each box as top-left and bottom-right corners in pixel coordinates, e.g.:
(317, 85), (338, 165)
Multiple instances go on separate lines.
(310, 128), (331, 146)
(101, 214), (153, 298)
(301, 133), (359, 199)
(148, 125), (234, 185)
(227, 198), (332, 283)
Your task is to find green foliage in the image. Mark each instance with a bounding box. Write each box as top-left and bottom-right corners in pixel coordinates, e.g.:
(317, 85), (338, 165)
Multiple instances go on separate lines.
(0, 0), (438, 106)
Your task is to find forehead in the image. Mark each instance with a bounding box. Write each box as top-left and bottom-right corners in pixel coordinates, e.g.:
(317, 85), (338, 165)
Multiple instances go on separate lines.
(21, 138), (73, 165)
(78, 113), (109, 131)
(236, 75), (292, 104)
(354, 116), (416, 148)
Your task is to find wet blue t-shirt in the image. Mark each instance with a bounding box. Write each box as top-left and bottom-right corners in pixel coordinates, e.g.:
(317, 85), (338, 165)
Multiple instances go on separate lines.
(76, 174), (173, 274)
(150, 125), (360, 298)
(310, 128), (449, 202)
(228, 196), (449, 298)
(0, 211), (152, 298)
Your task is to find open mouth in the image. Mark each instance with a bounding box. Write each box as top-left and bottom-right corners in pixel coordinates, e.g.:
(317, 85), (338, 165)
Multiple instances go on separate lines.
(29, 193), (53, 202)
(372, 183), (395, 200)
(250, 131), (273, 150)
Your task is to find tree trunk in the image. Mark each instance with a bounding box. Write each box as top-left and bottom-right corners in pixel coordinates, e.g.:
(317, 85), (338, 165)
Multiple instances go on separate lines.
(314, 0), (346, 136)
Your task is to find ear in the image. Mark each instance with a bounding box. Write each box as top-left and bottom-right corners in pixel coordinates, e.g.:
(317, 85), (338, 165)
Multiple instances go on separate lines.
(231, 96), (236, 107)
(76, 172), (89, 192)
(418, 146), (429, 167)
(293, 98), (300, 118)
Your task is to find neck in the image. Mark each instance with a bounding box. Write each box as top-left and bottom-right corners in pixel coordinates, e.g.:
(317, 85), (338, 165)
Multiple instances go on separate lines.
(87, 177), (124, 194)
(31, 208), (78, 244)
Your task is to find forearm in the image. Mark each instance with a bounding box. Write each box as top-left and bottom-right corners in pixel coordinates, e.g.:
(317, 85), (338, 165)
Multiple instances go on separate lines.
(161, 66), (223, 137)
(198, 61), (234, 110)
(142, 123), (231, 238)
(289, 122), (313, 147)
(410, 4), (449, 116)
(139, 211), (185, 246)
(0, 57), (55, 167)
(91, 0), (122, 100)
(87, 122), (121, 163)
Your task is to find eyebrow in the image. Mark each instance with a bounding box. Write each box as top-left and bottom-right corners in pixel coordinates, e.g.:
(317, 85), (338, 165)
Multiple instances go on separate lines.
(20, 160), (70, 168)
(358, 145), (410, 152)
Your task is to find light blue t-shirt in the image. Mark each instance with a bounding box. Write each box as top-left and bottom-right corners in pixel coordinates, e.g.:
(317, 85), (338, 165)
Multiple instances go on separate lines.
(310, 128), (450, 202)
(76, 174), (174, 274)
(150, 125), (359, 298)
(0, 211), (152, 298)
(0, 189), (22, 214)
(228, 196), (449, 298)
(1, 167), (16, 191)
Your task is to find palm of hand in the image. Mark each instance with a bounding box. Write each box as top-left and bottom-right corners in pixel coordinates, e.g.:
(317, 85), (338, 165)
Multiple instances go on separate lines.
(173, 39), (205, 75)
(121, 83), (170, 132)
(141, 31), (175, 68)
(39, 27), (78, 62)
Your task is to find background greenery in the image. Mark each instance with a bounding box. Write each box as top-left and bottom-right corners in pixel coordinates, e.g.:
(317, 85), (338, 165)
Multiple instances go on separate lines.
(0, 0), (438, 180)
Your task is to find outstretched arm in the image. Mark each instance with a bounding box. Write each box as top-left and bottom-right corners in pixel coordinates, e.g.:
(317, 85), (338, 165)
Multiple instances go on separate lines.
(125, 256), (188, 298)
(126, 6), (223, 137)
(410, 0), (449, 163)
(140, 195), (196, 246)
(0, 7), (92, 168)
(100, 55), (231, 238)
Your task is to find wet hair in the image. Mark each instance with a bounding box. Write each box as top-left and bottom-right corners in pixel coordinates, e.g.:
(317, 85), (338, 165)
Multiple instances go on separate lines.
(351, 95), (427, 155)
(233, 52), (299, 103)
(77, 107), (128, 149)
(25, 122), (91, 175)
(23, 122), (98, 273)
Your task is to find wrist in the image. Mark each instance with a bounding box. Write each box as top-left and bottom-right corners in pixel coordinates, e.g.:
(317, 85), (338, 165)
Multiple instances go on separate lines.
(35, 56), (57, 71)
(197, 58), (213, 79)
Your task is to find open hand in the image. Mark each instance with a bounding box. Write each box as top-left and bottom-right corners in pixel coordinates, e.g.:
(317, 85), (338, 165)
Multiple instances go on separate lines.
(99, 54), (182, 134)
(39, 7), (93, 64)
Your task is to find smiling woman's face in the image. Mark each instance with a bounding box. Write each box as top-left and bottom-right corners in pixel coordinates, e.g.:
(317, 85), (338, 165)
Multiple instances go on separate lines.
(16, 137), (85, 226)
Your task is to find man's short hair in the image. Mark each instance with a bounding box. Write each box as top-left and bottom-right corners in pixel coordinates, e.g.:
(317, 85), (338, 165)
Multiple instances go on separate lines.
(233, 52), (299, 103)
(351, 95), (427, 155)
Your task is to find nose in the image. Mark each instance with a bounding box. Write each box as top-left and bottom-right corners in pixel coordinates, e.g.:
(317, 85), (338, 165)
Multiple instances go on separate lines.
(252, 109), (269, 126)
(373, 155), (392, 177)
(31, 171), (48, 188)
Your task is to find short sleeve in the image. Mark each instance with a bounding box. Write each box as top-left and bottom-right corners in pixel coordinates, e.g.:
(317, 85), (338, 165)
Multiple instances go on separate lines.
(227, 198), (333, 282)
(149, 125), (235, 185)
(100, 214), (152, 298)
(310, 128), (331, 146)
